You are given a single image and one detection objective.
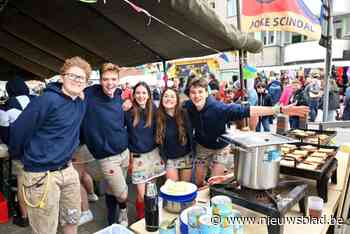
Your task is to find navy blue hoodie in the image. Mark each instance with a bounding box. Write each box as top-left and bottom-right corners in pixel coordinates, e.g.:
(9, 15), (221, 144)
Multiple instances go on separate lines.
(9, 83), (86, 172)
(0, 77), (33, 144)
(81, 85), (128, 159)
(158, 113), (192, 160)
(184, 96), (250, 149)
(125, 106), (157, 154)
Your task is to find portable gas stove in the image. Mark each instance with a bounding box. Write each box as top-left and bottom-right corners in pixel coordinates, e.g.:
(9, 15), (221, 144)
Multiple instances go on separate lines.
(210, 178), (308, 234)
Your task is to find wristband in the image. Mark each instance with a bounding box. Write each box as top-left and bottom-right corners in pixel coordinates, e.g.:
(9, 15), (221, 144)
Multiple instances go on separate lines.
(272, 104), (280, 115)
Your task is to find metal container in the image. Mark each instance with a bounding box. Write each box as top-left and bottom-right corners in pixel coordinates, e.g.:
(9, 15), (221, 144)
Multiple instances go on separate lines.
(221, 132), (296, 190)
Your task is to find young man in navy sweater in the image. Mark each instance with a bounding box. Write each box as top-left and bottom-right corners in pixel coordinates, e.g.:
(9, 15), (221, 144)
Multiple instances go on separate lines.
(80, 63), (130, 226)
(9, 57), (91, 234)
(185, 77), (309, 186)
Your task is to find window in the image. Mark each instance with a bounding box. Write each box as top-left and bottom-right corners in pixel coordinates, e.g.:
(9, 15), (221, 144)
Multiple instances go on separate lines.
(261, 31), (277, 46)
(210, 1), (215, 9)
(227, 0), (236, 17)
(291, 33), (306, 43)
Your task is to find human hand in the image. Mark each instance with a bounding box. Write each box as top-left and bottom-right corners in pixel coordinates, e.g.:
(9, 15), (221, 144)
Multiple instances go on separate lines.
(122, 99), (133, 111)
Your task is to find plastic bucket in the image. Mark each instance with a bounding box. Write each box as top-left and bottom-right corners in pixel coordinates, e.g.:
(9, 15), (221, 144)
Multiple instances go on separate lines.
(0, 192), (9, 224)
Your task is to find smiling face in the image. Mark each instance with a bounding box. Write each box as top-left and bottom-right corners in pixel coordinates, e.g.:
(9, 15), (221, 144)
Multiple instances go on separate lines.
(134, 85), (149, 108)
(61, 66), (87, 98)
(189, 86), (208, 111)
(101, 70), (119, 97)
(162, 89), (178, 111)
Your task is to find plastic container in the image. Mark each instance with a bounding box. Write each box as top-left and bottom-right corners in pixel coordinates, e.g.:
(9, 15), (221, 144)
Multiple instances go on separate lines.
(0, 192), (9, 224)
(160, 190), (197, 214)
(94, 224), (134, 234)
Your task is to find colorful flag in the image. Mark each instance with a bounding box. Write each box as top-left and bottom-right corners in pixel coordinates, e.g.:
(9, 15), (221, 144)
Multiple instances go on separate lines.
(242, 0), (321, 40)
(243, 65), (257, 80)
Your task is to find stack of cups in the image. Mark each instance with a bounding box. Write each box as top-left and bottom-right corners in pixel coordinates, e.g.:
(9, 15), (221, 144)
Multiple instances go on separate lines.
(187, 206), (207, 234)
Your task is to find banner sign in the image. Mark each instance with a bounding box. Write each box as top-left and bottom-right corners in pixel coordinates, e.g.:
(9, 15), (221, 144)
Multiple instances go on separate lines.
(242, 0), (321, 40)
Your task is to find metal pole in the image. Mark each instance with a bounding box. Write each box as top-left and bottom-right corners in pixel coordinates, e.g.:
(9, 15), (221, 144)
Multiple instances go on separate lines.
(235, 0), (245, 90)
(322, 0), (333, 122)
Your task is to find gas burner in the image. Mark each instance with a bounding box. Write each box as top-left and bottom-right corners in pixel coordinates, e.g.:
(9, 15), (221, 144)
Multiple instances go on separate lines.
(256, 192), (272, 203)
(210, 178), (308, 234)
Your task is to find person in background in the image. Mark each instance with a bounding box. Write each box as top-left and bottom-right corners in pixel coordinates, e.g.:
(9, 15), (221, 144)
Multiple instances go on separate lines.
(126, 82), (165, 219)
(255, 82), (272, 132)
(72, 145), (98, 226)
(305, 73), (323, 122)
(342, 85), (350, 120)
(319, 79), (340, 122)
(208, 73), (219, 91)
(121, 82), (132, 100)
(9, 56), (91, 234)
(184, 77), (309, 186)
(287, 80), (308, 129)
(81, 63), (130, 227)
(266, 74), (282, 105)
(0, 76), (33, 227)
(156, 88), (194, 182)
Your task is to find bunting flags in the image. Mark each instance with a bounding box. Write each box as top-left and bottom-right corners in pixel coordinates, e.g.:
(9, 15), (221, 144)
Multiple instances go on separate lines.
(242, 0), (321, 40)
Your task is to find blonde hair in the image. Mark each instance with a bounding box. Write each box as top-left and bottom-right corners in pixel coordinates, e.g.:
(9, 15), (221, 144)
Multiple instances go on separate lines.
(101, 63), (120, 75)
(60, 56), (92, 80)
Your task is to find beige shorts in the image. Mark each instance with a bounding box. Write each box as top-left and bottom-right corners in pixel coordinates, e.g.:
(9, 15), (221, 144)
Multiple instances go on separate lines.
(72, 145), (94, 164)
(22, 165), (81, 234)
(132, 148), (166, 184)
(196, 144), (234, 172)
(166, 154), (193, 170)
(98, 149), (129, 199)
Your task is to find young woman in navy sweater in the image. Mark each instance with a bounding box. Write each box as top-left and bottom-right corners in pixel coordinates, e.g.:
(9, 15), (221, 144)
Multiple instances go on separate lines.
(126, 82), (165, 219)
(156, 88), (194, 182)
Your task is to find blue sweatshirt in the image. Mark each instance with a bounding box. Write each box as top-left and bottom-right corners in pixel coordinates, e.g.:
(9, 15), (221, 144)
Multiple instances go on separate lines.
(184, 96), (250, 149)
(159, 113), (191, 160)
(81, 85), (128, 159)
(125, 106), (157, 154)
(9, 83), (86, 172)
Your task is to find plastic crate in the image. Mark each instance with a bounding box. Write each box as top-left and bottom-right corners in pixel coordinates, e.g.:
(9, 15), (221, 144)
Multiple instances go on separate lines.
(94, 224), (134, 234)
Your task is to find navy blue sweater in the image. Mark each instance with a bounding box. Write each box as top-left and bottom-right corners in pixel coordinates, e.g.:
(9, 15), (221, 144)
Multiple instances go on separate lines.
(125, 106), (157, 154)
(159, 113), (191, 160)
(9, 83), (86, 172)
(81, 85), (128, 159)
(184, 96), (250, 149)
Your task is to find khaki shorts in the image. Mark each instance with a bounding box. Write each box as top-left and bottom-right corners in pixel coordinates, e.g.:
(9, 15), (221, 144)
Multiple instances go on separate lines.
(196, 144), (234, 172)
(22, 164), (81, 234)
(98, 149), (129, 199)
(72, 145), (94, 164)
(166, 154), (193, 170)
(132, 148), (166, 184)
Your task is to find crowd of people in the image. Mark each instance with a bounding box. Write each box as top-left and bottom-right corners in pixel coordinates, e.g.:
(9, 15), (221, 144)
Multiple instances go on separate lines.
(203, 69), (350, 132)
(0, 57), (310, 234)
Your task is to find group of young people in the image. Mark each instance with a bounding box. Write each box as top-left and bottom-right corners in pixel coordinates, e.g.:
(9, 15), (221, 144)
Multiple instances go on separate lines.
(2, 56), (309, 234)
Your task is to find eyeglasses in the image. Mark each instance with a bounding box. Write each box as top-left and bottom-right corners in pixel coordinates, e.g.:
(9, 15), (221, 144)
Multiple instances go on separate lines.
(63, 73), (87, 83)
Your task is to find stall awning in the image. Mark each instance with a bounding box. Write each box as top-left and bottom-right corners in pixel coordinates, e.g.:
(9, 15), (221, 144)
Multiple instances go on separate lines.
(0, 0), (263, 79)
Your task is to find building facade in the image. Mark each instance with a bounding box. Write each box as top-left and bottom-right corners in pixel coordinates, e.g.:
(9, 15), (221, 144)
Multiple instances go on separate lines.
(206, 0), (350, 71)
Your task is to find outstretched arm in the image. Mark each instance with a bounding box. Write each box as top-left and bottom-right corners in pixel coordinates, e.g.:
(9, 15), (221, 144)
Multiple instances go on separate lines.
(250, 104), (309, 118)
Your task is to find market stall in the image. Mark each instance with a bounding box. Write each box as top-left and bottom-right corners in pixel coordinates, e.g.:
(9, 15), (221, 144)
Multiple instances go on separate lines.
(129, 130), (350, 234)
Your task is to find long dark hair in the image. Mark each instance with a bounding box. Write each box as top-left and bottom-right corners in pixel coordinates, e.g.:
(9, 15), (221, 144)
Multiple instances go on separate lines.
(132, 82), (153, 128)
(156, 88), (187, 145)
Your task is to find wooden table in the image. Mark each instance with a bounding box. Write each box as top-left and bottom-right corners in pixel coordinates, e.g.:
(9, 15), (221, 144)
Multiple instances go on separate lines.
(130, 146), (350, 234)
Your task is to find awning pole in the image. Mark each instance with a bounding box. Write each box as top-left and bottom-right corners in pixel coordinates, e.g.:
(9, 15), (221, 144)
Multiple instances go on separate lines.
(322, 0), (333, 122)
(236, 0), (246, 90)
